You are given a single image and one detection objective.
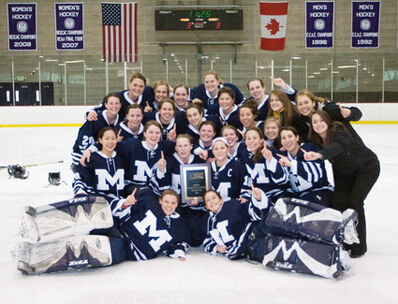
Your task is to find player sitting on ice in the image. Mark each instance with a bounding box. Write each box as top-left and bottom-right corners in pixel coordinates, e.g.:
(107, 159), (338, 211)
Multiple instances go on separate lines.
(14, 189), (189, 275)
(246, 197), (359, 279)
(202, 181), (269, 260)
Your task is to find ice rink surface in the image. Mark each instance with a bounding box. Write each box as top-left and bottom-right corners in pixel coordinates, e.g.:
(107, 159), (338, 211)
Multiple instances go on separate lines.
(0, 125), (397, 304)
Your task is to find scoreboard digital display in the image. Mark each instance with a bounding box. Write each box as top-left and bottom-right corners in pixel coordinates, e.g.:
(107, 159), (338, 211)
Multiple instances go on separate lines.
(155, 9), (243, 31)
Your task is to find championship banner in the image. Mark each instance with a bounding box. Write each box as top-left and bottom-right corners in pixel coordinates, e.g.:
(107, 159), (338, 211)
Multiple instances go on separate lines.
(55, 3), (84, 50)
(7, 3), (37, 51)
(259, 1), (288, 51)
(305, 1), (334, 48)
(351, 1), (380, 48)
(101, 2), (138, 62)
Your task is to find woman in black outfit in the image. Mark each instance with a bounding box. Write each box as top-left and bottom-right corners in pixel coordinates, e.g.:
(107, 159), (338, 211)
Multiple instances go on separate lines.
(295, 89), (363, 143)
(303, 110), (380, 258)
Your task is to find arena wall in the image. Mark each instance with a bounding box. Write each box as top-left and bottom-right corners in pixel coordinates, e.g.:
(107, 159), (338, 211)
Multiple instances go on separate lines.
(0, 104), (397, 127)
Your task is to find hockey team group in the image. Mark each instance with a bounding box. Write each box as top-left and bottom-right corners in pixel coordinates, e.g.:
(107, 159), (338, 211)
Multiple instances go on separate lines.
(14, 70), (380, 279)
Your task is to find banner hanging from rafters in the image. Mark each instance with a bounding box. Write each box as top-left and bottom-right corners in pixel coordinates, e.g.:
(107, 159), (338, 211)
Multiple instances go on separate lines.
(305, 1), (334, 48)
(102, 2), (137, 62)
(259, 1), (288, 51)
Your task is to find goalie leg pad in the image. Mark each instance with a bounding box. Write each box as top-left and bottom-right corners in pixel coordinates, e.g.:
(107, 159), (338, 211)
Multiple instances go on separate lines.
(19, 196), (114, 243)
(15, 235), (112, 275)
(266, 198), (358, 245)
(253, 234), (350, 279)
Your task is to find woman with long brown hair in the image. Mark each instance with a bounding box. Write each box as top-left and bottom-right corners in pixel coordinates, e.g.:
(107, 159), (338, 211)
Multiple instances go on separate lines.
(303, 110), (380, 258)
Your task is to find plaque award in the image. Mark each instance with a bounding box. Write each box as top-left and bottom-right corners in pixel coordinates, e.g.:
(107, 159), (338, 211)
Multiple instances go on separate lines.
(180, 163), (211, 204)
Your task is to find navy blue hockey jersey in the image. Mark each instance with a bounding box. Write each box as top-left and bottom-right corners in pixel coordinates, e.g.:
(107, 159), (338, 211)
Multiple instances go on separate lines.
(115, 121), (144, 141)
(90, 86), (154, 119)
(203, 193), (269, 260)
(240, 147), (289, 202)
(72, 110), (120, 165)
(73, 151), (127, 201)
(190, 83), (244, 110)
(111, 190), (189, 261)
(210, 159), (250, 201)
(208, 104), (242, 129)
(114, 138), (175, 195)
(277, 143), (334, 200)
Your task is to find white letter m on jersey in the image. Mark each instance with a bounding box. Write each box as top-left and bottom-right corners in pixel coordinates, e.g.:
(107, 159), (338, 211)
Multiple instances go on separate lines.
(95, 169), (125, 191)
(133, 210), (172, 252)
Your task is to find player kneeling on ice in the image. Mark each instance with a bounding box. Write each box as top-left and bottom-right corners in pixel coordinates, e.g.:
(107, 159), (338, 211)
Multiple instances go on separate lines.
(246, 197), (359, 279)
(202, 182), (269, 260)
(14, 189), (189, 275)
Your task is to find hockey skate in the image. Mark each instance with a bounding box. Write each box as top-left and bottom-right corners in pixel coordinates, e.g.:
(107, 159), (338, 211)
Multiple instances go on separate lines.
(19, 196), (113, 243)
(14, 235), (112, 275)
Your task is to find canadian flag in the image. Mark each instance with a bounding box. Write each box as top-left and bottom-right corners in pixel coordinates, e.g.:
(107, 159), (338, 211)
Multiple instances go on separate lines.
(260, 1), (288, 51)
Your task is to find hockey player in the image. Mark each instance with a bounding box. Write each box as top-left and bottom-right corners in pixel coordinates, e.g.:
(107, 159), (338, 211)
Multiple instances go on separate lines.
(115, 104), (144, 141)
(15, 189), (188, 274)
(86, 72), (154, 121)
(154, 134), (204, 200)
(71, 93), (121, 167)
(246, 197), (359, 279)
(262, 117), (281, 149)
(247, 77), (296, 121)
(81, 120), (175, 196)
(202, 182), (269, 260)
(242, 127), (289, 203)
(266, 89), (307, 138)
(190, 70), (244, 111)
(303, 110), (380, 258)
(173, 84), (190, 114)
(207, 86), (242, 129)
(192, 120), (218, 161)
(181, 103), (222, 144)
(220, 125), (245, 160)
(275, 126), (334, 206)
(73, 127), (128, 202)
(209, 137), (249, 201)
(143, 99), (179, 141)
(238, 99), (263, 137)
(146, 80), (170, 112)
(153, 134), (207, 247)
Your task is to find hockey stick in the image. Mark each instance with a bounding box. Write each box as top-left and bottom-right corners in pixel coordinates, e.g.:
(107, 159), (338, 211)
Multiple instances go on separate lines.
(0, 160), (64, 170)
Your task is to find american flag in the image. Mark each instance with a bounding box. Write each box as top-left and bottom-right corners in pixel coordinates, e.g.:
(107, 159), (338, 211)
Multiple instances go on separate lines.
(102, 2), (137, 62)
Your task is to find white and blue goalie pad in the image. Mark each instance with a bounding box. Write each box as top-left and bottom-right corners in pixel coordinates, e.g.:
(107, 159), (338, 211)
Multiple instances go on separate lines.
(247, 234), (351, 279)
(14, 235), (112, 275)
(265, 198), (359, 245)
(19, 196), (113, 243)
